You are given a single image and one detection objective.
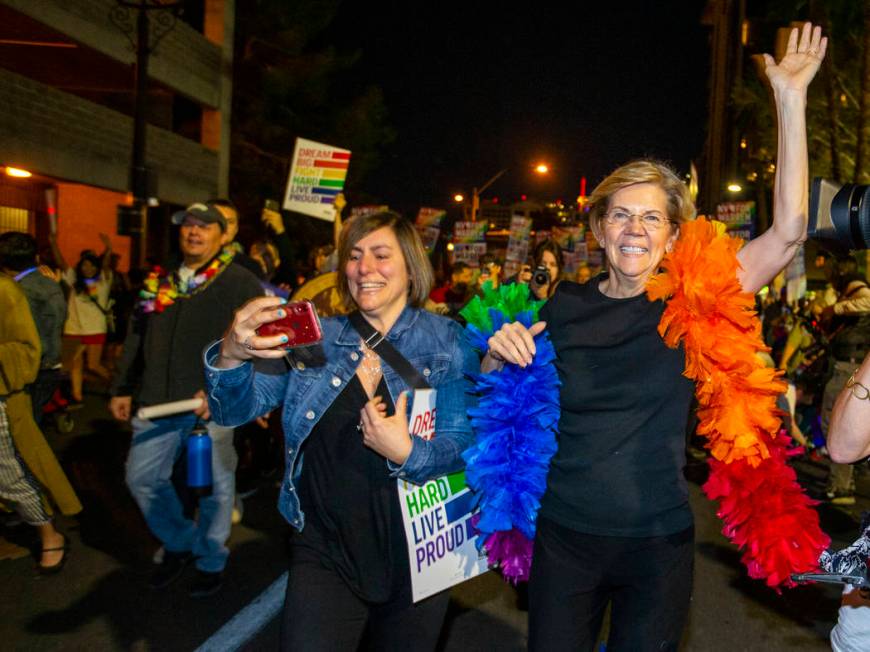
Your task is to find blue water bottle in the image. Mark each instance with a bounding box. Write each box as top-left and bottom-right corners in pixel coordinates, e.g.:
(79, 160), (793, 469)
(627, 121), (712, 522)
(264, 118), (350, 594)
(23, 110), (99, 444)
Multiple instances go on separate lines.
(186, 422), (213, 496)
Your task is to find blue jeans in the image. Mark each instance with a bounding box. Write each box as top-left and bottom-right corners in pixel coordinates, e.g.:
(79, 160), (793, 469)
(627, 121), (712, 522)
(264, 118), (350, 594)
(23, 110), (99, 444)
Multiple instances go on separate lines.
(125, 414), (236, 573)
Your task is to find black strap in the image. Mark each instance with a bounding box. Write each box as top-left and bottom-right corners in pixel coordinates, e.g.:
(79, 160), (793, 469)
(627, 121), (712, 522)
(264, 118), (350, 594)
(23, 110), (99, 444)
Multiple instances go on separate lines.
(347, 311), (431, 390)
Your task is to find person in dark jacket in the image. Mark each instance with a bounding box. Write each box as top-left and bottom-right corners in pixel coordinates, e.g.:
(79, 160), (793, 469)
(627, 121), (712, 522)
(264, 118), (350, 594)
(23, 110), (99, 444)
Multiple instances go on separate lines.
(0, 232), (67, 422)
(109, 202), (262, 598)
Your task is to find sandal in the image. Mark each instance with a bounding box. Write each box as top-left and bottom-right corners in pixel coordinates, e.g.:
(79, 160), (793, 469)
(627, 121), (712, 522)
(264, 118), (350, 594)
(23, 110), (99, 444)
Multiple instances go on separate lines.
(37, 536), (70, 575)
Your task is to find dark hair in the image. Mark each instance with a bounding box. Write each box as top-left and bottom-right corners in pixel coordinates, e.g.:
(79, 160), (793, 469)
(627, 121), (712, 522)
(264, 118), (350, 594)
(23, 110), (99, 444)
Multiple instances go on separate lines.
(336, 211), (434, 309)
(533, 240), (564, 278)
(206, 198), (238, 213)
(450, 261), (470, 276)
(478, 253), (501, 268)
(835, 272), (867, 295)
(0, 232), (38, 271)
(74, 253), (102, 294)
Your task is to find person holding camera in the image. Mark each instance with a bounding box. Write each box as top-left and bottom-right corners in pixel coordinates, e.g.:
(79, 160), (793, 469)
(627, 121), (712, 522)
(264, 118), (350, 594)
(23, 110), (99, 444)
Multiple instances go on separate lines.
(529, 239), (563, 300)
(204, 211), (478, 650)
(484, 23), (826, 651)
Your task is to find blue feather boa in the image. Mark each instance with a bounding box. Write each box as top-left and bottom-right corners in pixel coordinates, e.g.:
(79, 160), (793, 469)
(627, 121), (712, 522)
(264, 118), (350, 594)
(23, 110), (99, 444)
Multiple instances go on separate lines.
(461, 286), (560, 581)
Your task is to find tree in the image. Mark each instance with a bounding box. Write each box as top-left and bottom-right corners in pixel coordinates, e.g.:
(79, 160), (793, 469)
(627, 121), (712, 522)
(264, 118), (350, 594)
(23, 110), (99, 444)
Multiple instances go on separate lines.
(733, 1), (868, 196)
(229, 0), (395, 254)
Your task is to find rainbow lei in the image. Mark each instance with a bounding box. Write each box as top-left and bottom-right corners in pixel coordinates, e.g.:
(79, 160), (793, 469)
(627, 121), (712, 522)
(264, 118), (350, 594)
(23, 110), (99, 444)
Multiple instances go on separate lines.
(460, 283), (560, 583)
(138, 248), (235, 314)
(647, 218), (829, 588)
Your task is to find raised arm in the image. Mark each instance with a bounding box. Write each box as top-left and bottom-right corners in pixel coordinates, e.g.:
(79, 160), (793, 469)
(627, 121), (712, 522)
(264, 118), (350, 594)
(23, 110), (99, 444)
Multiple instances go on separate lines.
(736, 23), (827, 294)
(47, 232), (69, 272)
(99, 233), (112, 273)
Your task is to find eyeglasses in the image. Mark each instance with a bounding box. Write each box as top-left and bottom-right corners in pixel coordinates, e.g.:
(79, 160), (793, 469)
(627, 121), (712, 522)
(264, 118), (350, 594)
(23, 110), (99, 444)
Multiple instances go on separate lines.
(603, 210), (671, 231)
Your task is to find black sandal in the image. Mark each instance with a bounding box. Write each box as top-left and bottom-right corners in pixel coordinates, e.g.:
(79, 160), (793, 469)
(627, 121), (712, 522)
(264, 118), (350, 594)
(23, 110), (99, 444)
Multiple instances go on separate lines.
(37, 536), (69, 575)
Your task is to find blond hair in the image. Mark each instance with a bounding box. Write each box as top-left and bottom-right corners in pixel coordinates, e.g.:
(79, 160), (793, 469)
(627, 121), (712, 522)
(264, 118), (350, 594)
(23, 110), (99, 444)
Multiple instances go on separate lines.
(588, 159), (695, 233)
(336, 211), (434, 310)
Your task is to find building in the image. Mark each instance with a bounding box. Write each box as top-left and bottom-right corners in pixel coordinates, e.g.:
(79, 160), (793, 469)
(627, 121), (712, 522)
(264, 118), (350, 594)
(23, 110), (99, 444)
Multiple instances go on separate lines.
(0, 0), (235, 269)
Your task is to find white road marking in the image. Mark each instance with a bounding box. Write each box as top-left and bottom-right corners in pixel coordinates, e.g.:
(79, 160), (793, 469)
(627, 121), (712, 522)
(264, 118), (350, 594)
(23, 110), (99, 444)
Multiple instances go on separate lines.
(194, 572), (287, 652)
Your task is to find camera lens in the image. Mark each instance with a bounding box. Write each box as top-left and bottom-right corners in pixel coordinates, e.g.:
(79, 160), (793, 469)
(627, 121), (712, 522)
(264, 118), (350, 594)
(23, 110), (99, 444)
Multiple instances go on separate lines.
(532, 266), (550, 287)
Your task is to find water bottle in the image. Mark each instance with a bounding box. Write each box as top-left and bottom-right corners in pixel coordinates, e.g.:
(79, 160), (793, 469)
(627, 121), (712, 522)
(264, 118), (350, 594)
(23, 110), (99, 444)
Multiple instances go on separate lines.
(186, 422), (213, 496)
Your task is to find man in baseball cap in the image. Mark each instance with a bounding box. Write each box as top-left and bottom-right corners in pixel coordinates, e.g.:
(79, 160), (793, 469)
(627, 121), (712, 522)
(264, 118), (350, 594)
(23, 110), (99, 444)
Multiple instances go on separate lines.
(170, 203), (228, 231)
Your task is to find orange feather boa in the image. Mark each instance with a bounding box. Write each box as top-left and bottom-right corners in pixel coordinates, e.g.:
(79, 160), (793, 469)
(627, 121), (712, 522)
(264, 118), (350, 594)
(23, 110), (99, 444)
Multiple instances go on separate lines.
(647, 218), (830, 588)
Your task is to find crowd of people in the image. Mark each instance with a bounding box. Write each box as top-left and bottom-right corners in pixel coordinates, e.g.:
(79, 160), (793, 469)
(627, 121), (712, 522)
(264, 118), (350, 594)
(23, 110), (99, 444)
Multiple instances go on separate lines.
(758, 257), (870, 505)
(2, 19), (870, 652)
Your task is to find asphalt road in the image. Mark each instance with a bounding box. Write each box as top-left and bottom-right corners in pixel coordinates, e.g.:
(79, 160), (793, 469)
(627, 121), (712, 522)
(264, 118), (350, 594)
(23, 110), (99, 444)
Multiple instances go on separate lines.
(1, 392), (862, 651)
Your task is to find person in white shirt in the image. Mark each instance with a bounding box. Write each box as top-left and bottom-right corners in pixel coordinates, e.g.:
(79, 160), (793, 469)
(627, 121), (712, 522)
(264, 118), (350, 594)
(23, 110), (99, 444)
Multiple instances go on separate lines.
(50, 232), (113, 403)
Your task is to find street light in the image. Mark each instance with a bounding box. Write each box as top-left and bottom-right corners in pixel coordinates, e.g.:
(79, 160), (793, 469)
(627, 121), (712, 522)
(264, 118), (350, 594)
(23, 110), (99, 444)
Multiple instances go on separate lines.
(535, 163), (550, 174)
(727, 182), (742, 193)
(4, 166), (32, 178)
(470, 169), (507, 222)
(453, 193), (464, 203)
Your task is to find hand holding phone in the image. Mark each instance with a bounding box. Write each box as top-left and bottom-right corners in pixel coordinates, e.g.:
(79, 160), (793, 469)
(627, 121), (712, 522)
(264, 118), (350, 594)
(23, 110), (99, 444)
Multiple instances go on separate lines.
(256, 300), (323, 349)
(262, 199), (284, 235)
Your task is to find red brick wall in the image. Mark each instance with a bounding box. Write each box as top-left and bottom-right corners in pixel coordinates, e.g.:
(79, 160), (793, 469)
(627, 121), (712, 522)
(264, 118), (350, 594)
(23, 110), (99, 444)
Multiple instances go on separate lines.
(56, 183), (130, 272)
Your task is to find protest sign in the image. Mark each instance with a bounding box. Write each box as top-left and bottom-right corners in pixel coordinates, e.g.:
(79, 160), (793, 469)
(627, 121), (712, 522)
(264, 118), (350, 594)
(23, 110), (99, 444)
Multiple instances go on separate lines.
(451, 221), (487, 266)
(416, 208), (447, 228)
(416, 208), (446, 253)
(283, 138), (351, 221)
(552, 225), (584, 252)
(452, 242), (487, 266)
(454, 221), (487, 243)
(399, 389), (490, 602)
(503, 215), (532, 278)
(716, 201), (756, 241)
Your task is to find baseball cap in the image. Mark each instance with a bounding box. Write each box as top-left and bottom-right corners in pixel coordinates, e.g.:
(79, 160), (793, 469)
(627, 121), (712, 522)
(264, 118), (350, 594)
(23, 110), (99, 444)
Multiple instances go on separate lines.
(171, 202), (227, 231)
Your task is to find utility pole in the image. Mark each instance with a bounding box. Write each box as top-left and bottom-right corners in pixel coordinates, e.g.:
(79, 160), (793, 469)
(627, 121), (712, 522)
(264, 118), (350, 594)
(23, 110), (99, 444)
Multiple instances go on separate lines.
(110, 0), (183, 269)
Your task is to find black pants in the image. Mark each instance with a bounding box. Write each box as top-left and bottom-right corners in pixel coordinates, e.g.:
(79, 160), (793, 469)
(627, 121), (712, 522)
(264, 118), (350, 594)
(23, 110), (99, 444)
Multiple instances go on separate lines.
(280, 542), (450, 651)
(528, 517), (694, 652)
(30, 368), (61, 426)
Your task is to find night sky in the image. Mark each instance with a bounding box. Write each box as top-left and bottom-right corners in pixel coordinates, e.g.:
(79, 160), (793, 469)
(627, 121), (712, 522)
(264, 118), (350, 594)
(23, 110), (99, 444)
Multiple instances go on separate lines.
(329, 1), (711, 214)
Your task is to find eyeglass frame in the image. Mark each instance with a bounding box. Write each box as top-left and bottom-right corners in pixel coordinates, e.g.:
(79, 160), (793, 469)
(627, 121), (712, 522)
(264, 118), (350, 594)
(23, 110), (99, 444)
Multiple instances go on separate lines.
(601, 209), (673, 231)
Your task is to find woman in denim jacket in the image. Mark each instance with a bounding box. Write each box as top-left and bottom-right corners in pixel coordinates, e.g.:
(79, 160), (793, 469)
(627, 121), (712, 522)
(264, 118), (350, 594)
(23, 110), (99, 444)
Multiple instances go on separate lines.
(204, 211), (478, 650)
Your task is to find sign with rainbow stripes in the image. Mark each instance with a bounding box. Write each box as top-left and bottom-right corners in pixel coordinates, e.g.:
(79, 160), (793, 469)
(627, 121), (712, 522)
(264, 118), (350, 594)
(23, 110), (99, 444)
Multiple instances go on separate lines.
(283, 137), (351, 221)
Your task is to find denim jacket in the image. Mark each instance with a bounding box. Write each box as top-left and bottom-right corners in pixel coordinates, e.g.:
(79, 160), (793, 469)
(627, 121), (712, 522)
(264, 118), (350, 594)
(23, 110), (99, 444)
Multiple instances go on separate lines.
(203, 306), (478, 531)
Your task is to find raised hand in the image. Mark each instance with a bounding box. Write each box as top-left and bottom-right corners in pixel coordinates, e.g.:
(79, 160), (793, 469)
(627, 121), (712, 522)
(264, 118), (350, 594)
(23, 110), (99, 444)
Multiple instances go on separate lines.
(217, 296), (291, 366)
(762, 22), (827, 96)
(261, 207), (285, 234)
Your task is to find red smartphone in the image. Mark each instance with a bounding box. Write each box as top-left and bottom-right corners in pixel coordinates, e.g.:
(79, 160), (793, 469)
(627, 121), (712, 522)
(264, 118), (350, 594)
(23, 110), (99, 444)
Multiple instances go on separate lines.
(256, 300), (323, 348)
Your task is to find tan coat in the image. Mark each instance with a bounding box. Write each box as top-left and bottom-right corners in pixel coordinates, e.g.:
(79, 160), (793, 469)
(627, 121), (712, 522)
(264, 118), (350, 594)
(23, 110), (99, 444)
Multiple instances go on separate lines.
(1, 275), (81, 516)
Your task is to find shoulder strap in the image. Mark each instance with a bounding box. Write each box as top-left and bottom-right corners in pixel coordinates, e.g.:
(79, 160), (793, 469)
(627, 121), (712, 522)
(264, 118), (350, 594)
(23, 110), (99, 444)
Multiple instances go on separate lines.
(347, 311), (431, 390)
(844, 281), (870, 299)
(85, 290), (110, 314)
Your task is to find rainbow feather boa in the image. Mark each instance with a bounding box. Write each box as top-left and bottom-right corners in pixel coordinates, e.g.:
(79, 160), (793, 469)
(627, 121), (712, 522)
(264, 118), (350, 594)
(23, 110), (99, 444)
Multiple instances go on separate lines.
(460, 283), (560, 582)
(648, 218), (829, 588)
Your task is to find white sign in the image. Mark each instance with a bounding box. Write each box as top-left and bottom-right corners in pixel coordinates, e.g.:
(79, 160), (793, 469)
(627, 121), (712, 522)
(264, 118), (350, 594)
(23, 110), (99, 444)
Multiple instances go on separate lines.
(283, 137), (351, 221)
(398, 389), (490, 602)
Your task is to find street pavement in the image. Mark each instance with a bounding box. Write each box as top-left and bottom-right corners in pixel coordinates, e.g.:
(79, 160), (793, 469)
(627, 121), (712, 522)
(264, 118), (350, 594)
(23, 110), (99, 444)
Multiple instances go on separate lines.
(1, 391), (862, 651)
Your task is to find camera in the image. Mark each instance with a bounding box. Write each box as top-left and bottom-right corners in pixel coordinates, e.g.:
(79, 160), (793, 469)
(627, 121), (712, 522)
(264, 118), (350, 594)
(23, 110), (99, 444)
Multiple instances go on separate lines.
(531, 265), (550, 288)
(808, 178), (870, 253)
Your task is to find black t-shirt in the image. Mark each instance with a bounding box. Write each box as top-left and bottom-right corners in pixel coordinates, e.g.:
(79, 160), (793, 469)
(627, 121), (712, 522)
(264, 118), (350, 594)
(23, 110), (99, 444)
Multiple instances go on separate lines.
(539, 275), (695, 537)
(296, 375), (410, 603)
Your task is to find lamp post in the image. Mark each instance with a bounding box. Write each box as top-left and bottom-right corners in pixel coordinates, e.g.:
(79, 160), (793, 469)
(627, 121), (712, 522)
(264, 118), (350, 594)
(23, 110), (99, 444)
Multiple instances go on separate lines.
(471, 169), (506, 222)
(463, 163), (550, 221)
(110, 0), (183, 269)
